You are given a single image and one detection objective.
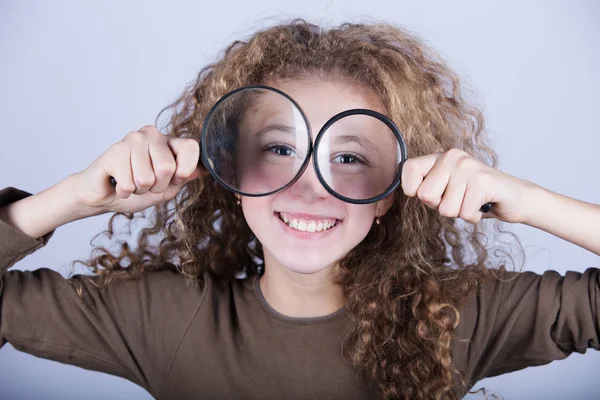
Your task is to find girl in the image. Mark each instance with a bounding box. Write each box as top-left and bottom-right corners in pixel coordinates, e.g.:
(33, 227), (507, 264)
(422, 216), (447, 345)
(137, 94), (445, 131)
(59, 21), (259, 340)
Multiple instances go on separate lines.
(1, 20), (599, 400)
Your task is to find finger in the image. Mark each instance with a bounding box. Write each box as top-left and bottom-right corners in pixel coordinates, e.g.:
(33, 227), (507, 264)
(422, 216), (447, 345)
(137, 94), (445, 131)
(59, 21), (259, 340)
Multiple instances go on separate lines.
(148, 140), (177, 193)
(167, 137), (201, 185)
(183, 167), (203, 183)
(415, 154), (452, 209)
(105, 143), (136, 199)
(401, 153), (441, 197)
(437, 174), (467, 218)
(130, 141), (155, 195)
(459, 182), (485, 224)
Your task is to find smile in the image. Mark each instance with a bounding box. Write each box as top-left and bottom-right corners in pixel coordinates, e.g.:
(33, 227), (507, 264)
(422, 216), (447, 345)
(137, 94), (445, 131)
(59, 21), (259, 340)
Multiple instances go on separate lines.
(276, 212), (341, 233)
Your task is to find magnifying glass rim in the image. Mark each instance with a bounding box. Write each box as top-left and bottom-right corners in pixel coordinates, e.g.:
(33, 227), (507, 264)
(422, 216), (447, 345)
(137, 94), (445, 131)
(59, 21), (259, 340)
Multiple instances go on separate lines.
(312, 108), (408, 205)
(200, 85), (314, 197)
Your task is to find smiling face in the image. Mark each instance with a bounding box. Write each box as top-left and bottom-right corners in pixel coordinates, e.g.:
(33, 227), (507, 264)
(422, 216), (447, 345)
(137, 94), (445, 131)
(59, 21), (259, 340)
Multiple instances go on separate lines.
(239, 76), (394, 275)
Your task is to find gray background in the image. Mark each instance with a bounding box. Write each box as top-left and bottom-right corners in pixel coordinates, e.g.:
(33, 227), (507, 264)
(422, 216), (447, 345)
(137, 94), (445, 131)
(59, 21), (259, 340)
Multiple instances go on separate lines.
(1, 1), (599, 399)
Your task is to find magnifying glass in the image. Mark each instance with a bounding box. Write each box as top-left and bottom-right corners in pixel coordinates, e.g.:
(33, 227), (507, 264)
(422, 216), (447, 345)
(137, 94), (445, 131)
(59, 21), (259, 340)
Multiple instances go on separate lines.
(110, 85), (492, 213)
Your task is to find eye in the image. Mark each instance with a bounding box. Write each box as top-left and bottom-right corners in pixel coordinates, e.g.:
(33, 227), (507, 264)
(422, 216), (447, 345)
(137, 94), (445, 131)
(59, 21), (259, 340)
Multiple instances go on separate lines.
(332, 153), (363, 164)
(265, 144), (295, 156)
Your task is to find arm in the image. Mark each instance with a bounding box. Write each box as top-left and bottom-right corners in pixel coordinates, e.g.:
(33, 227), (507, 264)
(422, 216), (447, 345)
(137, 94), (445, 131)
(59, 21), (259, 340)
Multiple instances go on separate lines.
(400, 149), (599, 255)
(453, 186), (600, 387)
(454, 267), (600, 388)
(0, 174), (94, 241)
(0, 186), (206, 397)
(522, 185), (600, 256)
(0, 127), (202, 242)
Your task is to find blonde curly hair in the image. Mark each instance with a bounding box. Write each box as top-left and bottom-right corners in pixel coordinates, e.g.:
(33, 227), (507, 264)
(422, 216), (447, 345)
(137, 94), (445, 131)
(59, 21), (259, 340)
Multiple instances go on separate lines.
(76, 19), (521, 399)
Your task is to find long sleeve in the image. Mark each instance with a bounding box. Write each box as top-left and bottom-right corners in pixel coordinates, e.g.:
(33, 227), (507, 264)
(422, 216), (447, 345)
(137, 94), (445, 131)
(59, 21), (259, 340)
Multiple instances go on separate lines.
(0, 187), (207, 398)
(454, 266), (600, 388)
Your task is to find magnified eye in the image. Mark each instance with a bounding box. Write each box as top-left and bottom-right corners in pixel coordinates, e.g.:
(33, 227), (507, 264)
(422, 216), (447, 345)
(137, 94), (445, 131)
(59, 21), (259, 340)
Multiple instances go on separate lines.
(265, 144), (296, 156)
(332, 153), (365, 164)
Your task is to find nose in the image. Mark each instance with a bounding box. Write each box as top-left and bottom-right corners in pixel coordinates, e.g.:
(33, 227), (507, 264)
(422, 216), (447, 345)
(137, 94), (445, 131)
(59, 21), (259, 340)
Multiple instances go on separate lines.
(288, 159), (328, 203)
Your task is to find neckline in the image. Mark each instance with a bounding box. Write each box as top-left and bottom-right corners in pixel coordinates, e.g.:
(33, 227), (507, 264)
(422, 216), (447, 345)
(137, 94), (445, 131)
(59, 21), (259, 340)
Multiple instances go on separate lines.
(252, 274), (346, 324)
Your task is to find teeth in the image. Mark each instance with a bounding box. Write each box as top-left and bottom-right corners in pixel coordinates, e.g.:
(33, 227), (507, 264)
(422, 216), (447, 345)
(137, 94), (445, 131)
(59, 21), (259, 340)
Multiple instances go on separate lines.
(278, 213), (338, 232)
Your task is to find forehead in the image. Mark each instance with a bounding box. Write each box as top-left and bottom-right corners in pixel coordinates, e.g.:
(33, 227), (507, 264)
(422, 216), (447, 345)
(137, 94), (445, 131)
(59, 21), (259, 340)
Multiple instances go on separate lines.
(261, 76), (387, 133)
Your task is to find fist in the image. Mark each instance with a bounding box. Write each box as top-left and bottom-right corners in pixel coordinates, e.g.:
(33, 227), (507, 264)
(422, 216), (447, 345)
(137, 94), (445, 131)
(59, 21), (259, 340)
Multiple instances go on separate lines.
(74, 126), (205, 215)
(401, 148), (537, 224)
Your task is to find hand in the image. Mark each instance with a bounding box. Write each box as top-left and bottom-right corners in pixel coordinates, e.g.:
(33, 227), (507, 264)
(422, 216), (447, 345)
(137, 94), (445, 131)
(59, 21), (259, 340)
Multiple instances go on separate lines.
(73, 125), (205, 215)
(401, 148), (538, 224)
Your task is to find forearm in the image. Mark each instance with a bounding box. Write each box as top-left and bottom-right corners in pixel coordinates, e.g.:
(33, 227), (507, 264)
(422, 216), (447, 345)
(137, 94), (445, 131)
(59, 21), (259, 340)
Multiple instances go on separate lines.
(0, 175), (95, 240)
(523, 185), (600, 256)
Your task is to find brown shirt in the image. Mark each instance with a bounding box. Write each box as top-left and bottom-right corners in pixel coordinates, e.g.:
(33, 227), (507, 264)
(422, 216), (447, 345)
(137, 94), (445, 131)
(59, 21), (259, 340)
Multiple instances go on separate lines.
(1, 186), (599, 399)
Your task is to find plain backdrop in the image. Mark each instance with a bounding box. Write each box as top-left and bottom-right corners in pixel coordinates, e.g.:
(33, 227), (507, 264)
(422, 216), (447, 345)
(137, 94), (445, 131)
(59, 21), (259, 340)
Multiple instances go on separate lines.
(1, 1), (599, 399)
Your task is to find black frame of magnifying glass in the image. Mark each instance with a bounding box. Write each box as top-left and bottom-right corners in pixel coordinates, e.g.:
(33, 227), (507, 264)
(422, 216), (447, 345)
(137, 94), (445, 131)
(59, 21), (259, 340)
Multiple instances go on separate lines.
(200, 85), (408, 205)
(313, 108), (407, 204)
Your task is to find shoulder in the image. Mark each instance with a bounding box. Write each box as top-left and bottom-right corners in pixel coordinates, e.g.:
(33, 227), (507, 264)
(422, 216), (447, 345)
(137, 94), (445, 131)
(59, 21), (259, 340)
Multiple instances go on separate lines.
(70, 265), (209, 308)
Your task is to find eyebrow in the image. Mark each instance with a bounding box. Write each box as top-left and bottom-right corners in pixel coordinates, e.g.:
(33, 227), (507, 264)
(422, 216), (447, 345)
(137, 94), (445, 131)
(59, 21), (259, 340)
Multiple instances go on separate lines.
(254, 124), (298, 137)
(333, 135), (379, 152)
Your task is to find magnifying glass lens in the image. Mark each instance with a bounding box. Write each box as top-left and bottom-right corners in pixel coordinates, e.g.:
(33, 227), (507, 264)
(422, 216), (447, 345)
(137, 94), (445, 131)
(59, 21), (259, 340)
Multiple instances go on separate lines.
(202, 87), (310, 195)
(315, 113), (403, 202)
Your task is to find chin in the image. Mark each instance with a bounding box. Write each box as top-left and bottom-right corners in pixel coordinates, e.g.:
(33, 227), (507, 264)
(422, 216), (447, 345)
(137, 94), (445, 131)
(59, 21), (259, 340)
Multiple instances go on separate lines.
(271, 250), (341, 275)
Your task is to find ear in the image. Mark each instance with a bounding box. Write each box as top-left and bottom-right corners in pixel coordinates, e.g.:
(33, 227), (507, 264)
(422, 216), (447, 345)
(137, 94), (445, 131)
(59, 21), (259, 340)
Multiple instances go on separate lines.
(376, 193), (395, 217)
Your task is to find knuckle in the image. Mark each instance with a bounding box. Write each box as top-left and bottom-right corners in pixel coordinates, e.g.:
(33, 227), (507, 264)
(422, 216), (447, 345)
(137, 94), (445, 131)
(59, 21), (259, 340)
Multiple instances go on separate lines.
(456, 155), (477, 171)
(401, 182), (414, 196)
(116, 191), (129, 199)
(188, 137), (200, 148)
(126, 130), (146, 143)
(417, 189), (437, 204)
(181, 137), (196, 145)
(467, 216), (481, 225)
(143, 125), (164, 139)
(139, 125), (157, 133)
(402, 159), (417, 174)
(174, 168), (192, 180)
(184, 138), (200, 155)
(154, 161), (177, 177)
(109, 141), (126, 154)
(120, 182), (136, 193)
(134, 174), (155, 188)
(459, 211), (470, 221)
(401, 167), (418, 195)
(460, 211), (476, 224)
(446, 148), (465, 159)
(438, 203), (456, 218)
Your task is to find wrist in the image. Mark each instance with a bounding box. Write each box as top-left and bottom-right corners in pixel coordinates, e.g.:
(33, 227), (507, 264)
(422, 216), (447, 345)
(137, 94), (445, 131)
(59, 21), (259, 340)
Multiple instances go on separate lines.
(58, 173), (107, 220)
(0, 175), (101, 240)
(521, 183), (552, 228)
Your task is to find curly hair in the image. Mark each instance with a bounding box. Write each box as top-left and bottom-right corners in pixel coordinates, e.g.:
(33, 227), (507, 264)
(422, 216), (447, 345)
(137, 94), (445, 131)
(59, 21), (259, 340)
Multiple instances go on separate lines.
(74, 19), (523, 399)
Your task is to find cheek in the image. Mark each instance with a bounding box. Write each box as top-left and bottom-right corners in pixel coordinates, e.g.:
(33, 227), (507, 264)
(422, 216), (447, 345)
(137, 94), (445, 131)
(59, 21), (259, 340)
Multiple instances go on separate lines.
(336, 204), (378, 246)
(345, 204), (377, 227)
(240, 196), (284, 250)
(241, 197), (273, 227)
